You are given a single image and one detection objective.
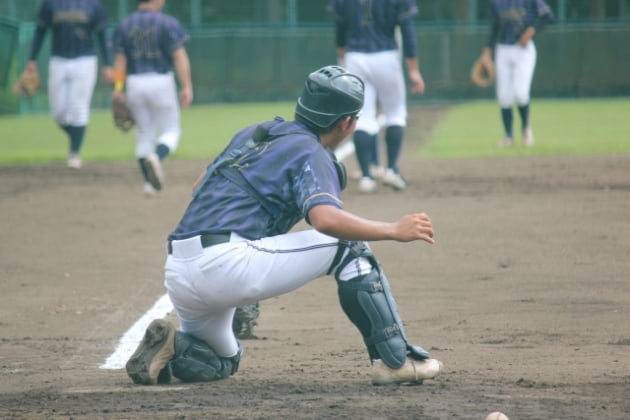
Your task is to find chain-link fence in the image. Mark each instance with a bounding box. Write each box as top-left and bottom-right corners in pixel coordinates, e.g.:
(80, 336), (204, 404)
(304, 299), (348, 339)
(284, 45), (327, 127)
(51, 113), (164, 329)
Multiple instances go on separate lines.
(2, 1), (629, 115)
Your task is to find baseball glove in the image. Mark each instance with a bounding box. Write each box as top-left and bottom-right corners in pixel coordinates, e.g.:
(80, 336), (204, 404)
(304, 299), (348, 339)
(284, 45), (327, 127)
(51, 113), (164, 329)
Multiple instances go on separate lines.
(470, 59), (495, 88)
(111, 94), (135, 132)
(13, 68), (40, 98)
(232, 302), (260, 339)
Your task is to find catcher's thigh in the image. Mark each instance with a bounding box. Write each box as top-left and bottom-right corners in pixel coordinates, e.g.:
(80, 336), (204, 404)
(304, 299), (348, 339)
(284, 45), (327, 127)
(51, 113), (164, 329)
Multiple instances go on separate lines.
(165, 230), (343, 357)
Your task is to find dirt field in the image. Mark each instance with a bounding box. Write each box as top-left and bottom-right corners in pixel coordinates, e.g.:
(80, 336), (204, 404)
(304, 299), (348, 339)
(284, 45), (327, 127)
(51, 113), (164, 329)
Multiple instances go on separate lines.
(1, 107), (629, 419)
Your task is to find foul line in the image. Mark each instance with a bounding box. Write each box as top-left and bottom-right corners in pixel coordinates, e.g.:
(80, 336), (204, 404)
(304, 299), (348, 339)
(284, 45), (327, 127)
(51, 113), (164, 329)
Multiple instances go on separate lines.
(99, 140), (356, 370)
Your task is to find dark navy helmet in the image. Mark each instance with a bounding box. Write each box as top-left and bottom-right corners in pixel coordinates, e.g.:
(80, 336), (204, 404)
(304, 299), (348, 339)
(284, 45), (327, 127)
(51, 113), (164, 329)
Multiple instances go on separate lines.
(295, 66), (364, 130)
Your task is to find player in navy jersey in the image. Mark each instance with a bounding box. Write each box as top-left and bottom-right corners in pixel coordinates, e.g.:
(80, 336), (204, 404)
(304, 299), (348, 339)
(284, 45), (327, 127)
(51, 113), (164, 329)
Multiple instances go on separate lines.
(125, 66), (442, 387)
(327, 0), (425, 193)
(478, 0), (554, 147)
(112, 0), (192, 196)
(25, 0), (112, 169)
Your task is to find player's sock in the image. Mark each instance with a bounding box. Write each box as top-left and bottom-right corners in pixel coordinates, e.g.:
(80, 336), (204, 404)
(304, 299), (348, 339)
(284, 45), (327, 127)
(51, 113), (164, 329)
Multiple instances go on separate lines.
(353, 130), (376, 178)
(500, 108), (513, 138)
(138, 158), (150, 182)
(67, 125), (86, 154)
(518, 104), (530, 131)
(385, 125), (403, 172)
(156, 144), (171, 161)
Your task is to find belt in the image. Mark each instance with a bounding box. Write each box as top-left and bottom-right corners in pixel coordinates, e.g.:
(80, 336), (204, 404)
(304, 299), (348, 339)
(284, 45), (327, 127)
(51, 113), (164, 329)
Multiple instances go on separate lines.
(168, 233), (231, 255)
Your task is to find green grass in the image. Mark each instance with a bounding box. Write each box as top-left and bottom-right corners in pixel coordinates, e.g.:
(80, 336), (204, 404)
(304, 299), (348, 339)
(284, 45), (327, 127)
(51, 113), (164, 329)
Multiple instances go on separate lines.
(419, 98), (630, 158)
(1, 98), (629, 165)
(0, 102), (295, 164)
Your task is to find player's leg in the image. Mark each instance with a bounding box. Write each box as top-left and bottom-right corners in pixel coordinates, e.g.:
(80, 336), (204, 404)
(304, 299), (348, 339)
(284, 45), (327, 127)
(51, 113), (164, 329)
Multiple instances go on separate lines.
(157, 230), (341, 383)
(330, 241), (441, 385)
(64, 56), (97, 166)
(48, 58), (78, 166)
(514, 41), (537, 146)
(372, 51), (407, 190)
(127, 75), (162, 194)
(346, 52), (380, 192)
(495, 44), (516, 146)
(153, 73), (181, 161)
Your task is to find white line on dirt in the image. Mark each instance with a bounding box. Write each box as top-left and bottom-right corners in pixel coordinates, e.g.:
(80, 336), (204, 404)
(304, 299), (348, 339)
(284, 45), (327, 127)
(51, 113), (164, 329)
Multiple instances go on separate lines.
(99, 139), (356, 370)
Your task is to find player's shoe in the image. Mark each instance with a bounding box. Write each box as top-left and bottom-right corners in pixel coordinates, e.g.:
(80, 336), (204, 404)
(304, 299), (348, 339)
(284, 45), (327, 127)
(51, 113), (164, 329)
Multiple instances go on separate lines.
(498, 136), (514, 148)
(358, 177), (377, 193)
(67, 154), (82, 169)
(382, 168), (407, 191)
(522, 127), (534, 147)
(143, 182), (158, 197)
(371, 357), (442, 386)
(144, 154), (164, 191)
(126, 319), (176, 385)
(371, 165), (386, 180)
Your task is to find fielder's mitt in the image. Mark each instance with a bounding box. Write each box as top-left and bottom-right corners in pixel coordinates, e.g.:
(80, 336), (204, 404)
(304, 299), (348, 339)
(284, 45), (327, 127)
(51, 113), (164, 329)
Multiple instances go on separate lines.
(232, 302), (260, 339)
(470, 59), (495, 88)
(111, 94), (135, 132)
(13, 68), (40, 98)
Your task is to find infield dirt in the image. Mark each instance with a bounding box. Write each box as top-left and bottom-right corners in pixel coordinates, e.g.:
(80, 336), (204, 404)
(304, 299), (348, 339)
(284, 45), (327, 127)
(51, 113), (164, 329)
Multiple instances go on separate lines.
(1, 106), (629, 419)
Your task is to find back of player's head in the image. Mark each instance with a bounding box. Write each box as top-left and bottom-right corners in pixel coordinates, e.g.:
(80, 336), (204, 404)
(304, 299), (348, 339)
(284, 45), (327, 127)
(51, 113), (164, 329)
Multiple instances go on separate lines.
(295, 66), (364, 131)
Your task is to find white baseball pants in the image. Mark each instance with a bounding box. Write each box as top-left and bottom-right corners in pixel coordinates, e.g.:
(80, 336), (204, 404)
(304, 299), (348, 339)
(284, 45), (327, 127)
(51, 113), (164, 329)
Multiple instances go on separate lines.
(48, 56), (97, 126)
(495, 41), (537, 107)
(126, 72), (181, 158)
(345, 50), (407, 135)
(164, 230), (372, 358)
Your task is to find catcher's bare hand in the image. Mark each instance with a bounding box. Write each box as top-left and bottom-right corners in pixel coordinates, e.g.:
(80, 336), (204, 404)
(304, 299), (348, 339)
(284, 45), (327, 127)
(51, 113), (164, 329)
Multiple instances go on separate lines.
(393, 213), (435, 244)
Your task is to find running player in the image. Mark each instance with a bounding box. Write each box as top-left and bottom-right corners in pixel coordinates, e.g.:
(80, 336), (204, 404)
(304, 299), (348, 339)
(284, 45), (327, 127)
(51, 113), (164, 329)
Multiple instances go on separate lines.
(327, 0), (425, 193)
(478, 0), (554, 147)
(112, 0), (193, 196)
(25, 0), (113, 169)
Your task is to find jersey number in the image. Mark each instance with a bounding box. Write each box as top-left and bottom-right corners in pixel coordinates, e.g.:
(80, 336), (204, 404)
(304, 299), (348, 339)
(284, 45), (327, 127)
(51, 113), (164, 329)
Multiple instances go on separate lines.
(128, 26), (161, 59)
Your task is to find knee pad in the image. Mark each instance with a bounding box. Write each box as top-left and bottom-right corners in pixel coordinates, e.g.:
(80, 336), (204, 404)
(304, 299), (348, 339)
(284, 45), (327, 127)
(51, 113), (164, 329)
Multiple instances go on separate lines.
(333, 241), (430, 369)
(169, 332), (242, 383)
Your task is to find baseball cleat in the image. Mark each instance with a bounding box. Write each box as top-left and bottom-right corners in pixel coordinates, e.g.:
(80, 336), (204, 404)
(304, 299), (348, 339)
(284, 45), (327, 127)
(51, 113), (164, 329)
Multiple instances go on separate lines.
(522, 127), (534, 147)
(382, 168), (407, 191)
(126, 319), (176, 385)
(144, 154), (164, 191)
(67, 154), (82, 169)
(498, 136), (514, 148)
(371, 357), (442, 385)
(358, 176), (377, 193)
(143, 182), (158, 197)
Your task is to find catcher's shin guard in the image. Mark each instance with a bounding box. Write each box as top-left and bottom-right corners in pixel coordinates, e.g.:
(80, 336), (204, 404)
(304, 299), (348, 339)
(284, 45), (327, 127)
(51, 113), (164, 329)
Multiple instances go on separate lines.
(169, 332), (242, 383)
(333, 241), (430, 369)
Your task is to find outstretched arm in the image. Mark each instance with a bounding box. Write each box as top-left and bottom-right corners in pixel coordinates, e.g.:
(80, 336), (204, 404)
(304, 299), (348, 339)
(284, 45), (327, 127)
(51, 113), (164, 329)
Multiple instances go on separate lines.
(308, 204), (434, 244)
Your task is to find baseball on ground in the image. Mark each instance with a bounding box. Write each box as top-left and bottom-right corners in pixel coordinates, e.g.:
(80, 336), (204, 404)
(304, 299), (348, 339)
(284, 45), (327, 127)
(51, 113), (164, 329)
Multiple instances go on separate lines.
(485, 412), (509, 420)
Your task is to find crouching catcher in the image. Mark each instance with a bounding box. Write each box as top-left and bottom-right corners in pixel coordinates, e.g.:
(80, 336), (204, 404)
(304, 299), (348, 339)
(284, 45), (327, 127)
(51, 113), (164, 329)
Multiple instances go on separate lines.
(125, 65), (442, 386)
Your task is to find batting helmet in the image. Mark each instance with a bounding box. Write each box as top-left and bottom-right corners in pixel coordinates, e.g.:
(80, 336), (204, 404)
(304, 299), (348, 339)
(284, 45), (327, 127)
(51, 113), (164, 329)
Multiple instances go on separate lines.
(295, 65), (364, 130)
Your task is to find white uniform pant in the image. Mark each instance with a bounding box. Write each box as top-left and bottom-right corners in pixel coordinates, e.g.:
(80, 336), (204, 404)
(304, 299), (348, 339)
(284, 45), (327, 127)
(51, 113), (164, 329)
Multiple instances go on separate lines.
(164, 230), (372, 358)
(126, 73), (181, 158)
(344, 50), (407, 135)
(495, 41), (537, 108)
(48, 56), (97, 126)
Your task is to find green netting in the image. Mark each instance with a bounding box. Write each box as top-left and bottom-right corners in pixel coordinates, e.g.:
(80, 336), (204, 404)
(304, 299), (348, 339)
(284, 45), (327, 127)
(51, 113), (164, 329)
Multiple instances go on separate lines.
(1, 22), (629, 115)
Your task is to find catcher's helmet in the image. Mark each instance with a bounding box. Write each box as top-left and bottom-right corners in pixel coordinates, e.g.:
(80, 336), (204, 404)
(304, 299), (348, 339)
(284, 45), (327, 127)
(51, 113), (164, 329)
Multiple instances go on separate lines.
(295, 65), (364, 129)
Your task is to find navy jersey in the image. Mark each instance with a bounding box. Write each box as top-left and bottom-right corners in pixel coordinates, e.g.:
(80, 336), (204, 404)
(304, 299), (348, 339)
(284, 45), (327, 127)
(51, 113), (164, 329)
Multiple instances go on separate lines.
(327, 0), (419, 59)
(112, 10), (189, 75)
(32, 0), (109, 59)
(487, 0), (554, 46)
(169, 118), (344, 241)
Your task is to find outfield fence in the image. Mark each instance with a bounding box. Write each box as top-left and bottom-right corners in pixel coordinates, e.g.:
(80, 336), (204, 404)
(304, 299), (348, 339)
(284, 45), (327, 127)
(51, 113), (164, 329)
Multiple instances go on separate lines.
(1, 20), (629, 115)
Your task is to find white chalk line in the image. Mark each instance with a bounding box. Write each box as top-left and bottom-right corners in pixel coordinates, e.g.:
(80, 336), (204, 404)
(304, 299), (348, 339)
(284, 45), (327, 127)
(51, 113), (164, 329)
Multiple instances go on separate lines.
(99, 139), (356, 370)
